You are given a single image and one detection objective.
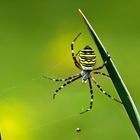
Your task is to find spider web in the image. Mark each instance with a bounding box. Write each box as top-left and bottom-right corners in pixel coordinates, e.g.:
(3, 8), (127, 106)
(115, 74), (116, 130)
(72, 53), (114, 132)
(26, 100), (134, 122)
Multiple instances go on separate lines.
(0, 52), (124, 140)
(0, 58), (85, 140)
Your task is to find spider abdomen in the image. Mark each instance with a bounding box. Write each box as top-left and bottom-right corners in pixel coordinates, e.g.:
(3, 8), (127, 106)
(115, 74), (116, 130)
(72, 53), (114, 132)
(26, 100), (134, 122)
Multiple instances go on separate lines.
(79, 45), (96, 70)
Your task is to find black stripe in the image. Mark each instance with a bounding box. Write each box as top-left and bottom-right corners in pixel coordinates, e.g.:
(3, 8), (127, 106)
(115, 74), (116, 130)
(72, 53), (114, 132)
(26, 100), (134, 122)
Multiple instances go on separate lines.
(108, 95), (111, 97)
(97, 85), (100, 88)
(80, 52), (95, 55)
(67, 81), (71, 84)
(82, 64), (94, 67)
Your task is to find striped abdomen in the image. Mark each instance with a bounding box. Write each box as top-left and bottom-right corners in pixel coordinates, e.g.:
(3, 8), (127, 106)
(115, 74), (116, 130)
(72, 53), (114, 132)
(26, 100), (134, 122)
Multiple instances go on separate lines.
(79, 45), (96, 70)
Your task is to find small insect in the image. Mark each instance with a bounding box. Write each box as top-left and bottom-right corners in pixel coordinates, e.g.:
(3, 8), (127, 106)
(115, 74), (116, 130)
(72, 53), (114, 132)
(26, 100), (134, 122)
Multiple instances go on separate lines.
(75, 127), (81, 133)
(44, 33), (122, 114)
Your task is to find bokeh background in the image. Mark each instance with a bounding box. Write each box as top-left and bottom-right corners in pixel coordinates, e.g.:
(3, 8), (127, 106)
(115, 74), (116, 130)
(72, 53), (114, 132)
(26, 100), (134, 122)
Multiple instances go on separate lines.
(0, 0), (140, 140)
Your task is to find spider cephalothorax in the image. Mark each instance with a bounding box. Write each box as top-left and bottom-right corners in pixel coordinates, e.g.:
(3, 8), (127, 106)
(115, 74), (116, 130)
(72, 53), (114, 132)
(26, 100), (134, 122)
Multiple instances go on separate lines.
(44, 33), (122, 114)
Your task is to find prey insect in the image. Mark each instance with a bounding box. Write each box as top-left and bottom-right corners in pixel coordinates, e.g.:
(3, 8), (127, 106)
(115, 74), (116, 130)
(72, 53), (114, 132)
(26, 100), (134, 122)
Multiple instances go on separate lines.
(44, 33), (122, 114)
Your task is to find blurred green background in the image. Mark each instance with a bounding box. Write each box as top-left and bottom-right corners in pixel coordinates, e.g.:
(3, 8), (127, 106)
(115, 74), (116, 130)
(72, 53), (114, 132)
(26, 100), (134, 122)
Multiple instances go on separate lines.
(0, 0), (140, 140)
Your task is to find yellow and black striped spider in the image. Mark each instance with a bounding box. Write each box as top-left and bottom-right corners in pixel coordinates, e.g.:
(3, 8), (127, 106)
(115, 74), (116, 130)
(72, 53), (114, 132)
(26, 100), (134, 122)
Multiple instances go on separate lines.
(44, 33), (122, 114)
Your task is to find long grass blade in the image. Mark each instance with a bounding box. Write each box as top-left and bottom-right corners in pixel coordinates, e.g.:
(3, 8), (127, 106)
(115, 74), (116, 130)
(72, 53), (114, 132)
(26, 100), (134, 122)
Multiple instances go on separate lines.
(78, 9), (140, 138)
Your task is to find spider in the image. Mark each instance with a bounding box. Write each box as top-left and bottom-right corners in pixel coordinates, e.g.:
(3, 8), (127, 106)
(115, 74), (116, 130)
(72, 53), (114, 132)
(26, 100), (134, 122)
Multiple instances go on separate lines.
(44, 33), (122, 114)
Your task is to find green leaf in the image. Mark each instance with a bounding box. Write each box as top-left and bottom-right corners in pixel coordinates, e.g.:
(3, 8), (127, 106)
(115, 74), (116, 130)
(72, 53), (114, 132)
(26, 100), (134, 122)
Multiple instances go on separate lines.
(78, 9), (140, 138)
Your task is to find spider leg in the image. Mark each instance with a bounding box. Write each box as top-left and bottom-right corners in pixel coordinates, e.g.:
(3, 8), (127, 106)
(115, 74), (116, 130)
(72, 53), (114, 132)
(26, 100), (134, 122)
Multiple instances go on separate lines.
(42, 74), (79, 82)
(93, 54), (111, 70)
(93, 71), (110, 78)
(75, 50), (81, 57)
(91, 76), (122, 104)
(71, 33), (82, 69)
(53, 74), (82, 99)
(80, 78), (94, 114)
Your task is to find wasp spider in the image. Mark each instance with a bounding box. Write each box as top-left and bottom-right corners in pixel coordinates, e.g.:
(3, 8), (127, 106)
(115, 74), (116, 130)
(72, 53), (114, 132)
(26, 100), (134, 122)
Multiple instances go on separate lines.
(44, 33), (122, 114)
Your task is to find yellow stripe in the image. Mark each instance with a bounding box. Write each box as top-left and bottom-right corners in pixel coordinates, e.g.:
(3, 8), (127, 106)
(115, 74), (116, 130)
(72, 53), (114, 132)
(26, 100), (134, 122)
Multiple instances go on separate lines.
(79, 57), (85, 60)
(79, 54), (96, 57)
(79, 57), (96, 61)
(79, 60), (96, 64)
(79, 60), (85, 64)
(85, 61), (96, 64)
